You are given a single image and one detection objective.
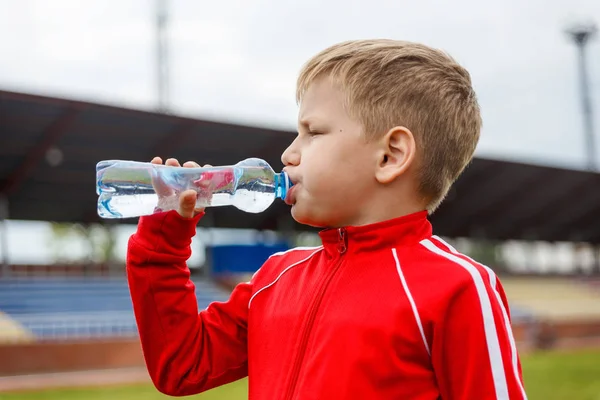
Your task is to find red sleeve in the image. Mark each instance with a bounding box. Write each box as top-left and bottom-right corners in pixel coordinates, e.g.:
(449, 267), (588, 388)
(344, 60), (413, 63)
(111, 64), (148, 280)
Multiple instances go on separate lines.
(126, 210), (249, 396)
(431, 269), (527, 400)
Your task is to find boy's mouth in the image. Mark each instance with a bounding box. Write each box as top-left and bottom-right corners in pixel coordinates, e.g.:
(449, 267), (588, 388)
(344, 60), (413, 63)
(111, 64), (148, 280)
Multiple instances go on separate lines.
(284, 184), (296, 206)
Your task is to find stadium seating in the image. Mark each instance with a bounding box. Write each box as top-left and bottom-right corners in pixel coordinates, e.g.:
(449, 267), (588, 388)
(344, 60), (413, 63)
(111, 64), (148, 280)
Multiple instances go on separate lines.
(0, 275), (540, 342)
(0, 277), (230, 341)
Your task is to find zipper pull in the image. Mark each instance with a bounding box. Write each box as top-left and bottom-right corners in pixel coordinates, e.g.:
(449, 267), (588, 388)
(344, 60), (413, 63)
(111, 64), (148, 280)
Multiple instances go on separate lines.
(337, 228), (347, 254)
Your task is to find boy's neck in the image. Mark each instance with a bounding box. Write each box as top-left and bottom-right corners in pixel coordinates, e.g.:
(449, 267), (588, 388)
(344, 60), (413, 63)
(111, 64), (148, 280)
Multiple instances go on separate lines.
(332, 174), (429, 228)
(346, 205), (426, 228)
(335, 191), (427, 228)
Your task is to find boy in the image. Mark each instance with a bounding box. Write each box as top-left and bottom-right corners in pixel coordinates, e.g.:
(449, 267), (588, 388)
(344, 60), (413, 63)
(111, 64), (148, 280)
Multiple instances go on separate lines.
(127, 39), (527, 399)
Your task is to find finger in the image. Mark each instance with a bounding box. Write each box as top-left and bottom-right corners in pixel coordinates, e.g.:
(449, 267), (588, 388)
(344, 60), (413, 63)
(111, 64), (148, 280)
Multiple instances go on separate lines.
(152, 172), (173, 197)
(203, 164), (212, 168)
(150, 157), (173, 197)
(165, 158), (180, 167)
(193, 206), (206, 214)
(178, 189), (199, 218)
(183, 161), (200, 168)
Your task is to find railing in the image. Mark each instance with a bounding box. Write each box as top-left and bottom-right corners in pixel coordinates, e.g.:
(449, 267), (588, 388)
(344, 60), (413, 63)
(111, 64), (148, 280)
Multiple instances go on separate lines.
(8, 311), (139, 341)
(0, 275), (231, 342)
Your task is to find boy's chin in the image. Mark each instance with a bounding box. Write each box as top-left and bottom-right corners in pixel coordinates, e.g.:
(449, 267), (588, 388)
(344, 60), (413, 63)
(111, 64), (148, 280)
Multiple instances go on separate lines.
(290, 205), (329, 229)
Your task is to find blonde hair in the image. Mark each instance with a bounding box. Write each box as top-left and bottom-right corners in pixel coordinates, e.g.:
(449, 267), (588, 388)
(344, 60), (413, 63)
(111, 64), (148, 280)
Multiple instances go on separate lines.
(296, 39), (481, 213)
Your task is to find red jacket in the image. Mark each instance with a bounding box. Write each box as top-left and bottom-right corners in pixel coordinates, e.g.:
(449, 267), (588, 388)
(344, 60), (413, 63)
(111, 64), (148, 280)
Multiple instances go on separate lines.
(127, 210), (527, 399)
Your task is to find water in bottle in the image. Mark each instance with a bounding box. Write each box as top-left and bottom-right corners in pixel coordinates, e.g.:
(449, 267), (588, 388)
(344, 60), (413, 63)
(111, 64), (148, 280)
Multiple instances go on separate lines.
(96, 158), (292, 219)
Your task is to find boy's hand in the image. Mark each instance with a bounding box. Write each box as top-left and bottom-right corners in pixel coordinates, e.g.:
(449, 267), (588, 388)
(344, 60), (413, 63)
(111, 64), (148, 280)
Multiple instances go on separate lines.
(150, 157), (210, 219)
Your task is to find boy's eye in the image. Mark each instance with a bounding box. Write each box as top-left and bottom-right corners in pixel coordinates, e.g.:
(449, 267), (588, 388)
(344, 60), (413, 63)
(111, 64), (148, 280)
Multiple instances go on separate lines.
(307, 130), (322, 136)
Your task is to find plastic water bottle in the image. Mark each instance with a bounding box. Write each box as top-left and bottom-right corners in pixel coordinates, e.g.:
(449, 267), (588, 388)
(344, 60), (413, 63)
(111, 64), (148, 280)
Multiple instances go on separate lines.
(96, 158), (292, 219)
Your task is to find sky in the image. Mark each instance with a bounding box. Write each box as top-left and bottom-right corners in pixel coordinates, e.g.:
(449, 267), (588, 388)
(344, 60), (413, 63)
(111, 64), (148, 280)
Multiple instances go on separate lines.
(1, 0), (599, 166)
(1, 0), (599, 267)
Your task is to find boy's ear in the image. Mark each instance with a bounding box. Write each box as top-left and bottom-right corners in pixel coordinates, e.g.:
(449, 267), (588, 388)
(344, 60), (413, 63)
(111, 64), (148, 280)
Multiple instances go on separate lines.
(375, 126), (416, 184)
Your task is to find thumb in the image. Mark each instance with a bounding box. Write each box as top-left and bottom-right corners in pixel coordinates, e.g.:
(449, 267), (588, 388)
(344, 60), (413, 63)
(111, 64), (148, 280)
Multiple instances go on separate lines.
(178, 190), (198, 218)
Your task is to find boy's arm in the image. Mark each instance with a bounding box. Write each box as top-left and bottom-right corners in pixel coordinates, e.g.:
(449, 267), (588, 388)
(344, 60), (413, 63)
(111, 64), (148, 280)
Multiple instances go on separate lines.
(126, 210), (249, 396)
(431, 273), (527, 400)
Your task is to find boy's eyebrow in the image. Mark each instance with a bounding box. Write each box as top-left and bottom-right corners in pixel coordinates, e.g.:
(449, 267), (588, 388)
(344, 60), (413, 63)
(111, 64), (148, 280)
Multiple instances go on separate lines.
(298, 116), (324, 129)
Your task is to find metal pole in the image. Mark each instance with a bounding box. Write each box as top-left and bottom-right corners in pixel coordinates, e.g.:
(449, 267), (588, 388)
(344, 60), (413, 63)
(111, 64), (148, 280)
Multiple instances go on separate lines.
(0, 195), (9, 276)
(156, 0), (169, 113)
(577, 38), (596, 171)
(566, 23), (597, 171)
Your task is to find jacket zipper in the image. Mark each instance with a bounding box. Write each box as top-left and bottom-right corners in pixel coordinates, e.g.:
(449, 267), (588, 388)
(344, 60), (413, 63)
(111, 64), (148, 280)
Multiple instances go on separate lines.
(284, 228), (347, 400)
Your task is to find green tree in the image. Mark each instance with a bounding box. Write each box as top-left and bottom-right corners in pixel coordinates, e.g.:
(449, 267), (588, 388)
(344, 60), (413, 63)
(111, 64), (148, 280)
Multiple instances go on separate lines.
(49, 222), (117, 265)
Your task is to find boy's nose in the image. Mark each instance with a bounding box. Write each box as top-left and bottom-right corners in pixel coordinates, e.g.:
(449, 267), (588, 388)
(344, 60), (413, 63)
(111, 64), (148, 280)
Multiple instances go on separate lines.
(281, 140), (300, 167)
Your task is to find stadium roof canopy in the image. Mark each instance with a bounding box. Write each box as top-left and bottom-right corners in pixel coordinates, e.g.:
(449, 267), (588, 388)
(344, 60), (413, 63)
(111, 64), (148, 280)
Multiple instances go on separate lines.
(2, 89), (600, 243)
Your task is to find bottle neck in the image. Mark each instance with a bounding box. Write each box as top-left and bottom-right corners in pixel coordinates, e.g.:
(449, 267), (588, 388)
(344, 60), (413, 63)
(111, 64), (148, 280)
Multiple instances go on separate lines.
(275, 172), (292, 200)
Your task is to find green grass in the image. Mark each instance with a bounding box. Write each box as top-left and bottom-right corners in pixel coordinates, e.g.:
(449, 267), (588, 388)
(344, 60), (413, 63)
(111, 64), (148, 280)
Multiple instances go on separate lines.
(1, 349), (599, 400)
(0, 380), (248, 400)
(521, 349), (600, 400)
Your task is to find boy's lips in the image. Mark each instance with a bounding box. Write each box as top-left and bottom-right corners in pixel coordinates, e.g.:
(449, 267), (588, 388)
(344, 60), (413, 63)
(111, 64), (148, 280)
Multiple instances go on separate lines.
(284, 184), (297, 206)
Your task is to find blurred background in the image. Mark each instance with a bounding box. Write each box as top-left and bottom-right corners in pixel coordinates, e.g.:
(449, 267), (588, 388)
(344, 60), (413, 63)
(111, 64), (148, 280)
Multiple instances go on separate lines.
(1, 0), (600, 399)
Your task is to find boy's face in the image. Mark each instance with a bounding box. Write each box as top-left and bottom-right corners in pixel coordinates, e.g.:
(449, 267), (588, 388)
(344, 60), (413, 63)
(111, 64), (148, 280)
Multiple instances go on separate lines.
(281, 77), (380, 228)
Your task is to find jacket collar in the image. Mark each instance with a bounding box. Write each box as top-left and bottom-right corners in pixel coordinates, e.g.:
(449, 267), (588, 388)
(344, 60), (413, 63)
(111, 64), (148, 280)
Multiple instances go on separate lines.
(318, 211), (432, 256)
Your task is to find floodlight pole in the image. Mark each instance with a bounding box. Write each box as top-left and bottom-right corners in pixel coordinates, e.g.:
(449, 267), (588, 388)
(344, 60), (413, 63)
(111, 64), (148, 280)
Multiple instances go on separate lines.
(0, 195), (9, 276)
(156, 0), (170, 113)
(566, 22), (597, 171)
(566, 22), (600, 275)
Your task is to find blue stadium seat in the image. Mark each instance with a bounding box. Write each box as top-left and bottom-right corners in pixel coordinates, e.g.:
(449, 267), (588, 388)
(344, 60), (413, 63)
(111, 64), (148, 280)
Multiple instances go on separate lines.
(0, 277), (230, 340)
(0, 277), (536, 340)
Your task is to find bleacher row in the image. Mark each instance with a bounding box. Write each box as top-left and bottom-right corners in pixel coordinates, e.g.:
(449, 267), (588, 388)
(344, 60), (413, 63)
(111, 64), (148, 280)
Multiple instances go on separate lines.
(0, 277), (230, 341)
(0, 277), (540, 342)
